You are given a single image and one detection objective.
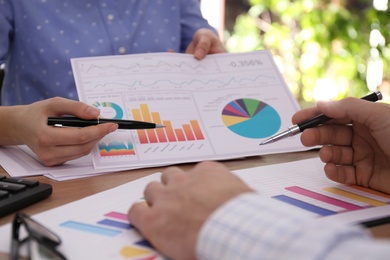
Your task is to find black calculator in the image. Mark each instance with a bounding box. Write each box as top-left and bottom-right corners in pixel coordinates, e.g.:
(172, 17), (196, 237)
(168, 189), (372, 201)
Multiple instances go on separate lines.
(0, 175), (52, 217)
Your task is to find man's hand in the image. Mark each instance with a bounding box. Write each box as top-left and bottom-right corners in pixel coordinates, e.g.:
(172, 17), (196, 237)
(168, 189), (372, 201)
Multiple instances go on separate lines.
(128, 161), (253, 260)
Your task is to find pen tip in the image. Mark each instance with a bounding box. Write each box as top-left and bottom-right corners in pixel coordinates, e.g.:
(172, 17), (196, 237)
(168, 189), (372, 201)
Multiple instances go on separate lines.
(155, 124), (165, 128)
(259, 139), (272, 145)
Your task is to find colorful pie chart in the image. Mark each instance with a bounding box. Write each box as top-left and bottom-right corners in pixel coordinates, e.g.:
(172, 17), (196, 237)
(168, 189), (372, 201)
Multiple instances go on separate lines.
(92, 101), (124, 119)
(222, 98), (281, 139)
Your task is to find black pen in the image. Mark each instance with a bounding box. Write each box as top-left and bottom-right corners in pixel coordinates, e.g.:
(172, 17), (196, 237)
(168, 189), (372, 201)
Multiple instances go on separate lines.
(259, 91), (382, 145)
(48, 117), (165, 129)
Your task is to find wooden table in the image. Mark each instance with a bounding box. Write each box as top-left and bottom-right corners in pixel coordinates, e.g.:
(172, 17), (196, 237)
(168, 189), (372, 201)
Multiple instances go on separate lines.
(1, 150), (389, 257)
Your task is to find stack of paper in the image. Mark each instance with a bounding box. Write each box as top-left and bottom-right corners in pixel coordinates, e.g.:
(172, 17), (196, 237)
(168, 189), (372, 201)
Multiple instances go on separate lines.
(1, 158), (389, 258)
(0, 51), (309, 180)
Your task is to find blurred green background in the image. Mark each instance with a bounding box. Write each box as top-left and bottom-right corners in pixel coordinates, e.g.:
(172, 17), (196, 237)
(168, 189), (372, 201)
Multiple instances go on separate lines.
(224, 0), (390, 107)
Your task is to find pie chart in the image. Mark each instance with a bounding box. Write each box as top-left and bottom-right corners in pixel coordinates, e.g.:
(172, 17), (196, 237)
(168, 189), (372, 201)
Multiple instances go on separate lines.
(222, 98), (281, 139)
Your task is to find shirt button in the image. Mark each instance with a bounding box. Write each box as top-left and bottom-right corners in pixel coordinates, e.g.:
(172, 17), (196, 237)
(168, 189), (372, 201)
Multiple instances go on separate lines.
(107, 14), (114, 21)
(118, 47), (126, 54)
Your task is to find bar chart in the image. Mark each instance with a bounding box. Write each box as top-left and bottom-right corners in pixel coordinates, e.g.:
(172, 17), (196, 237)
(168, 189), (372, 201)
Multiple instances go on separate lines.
(272, 184), (390, 217)
(131, 103), (205, 144)
(14, 159), (389, 259)
(60, 210), (158, 259)
(242, 158), (390, 219)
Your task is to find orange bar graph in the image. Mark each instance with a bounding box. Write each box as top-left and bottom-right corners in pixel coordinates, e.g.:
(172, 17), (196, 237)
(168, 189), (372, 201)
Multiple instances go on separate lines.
(349, 185), (390, 199)
(163, 120), (177, 142)
(151, 112), (167, 142)
(175, 129), (186, 141)
(140, 104), (158, 143)
(323, 187), (387, 206)
(132, 109), (148, 144)
(182, 124), (195, 141)
(133, 103), (205, 144)
(190, 120), (204, 140)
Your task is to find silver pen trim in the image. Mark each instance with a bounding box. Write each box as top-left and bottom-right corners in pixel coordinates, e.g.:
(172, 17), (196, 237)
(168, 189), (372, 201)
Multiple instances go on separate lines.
(259, 125), (300, 145)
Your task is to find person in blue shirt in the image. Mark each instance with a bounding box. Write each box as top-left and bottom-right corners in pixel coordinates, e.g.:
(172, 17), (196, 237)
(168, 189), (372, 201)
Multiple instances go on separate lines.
(128, 96), (390, 259)
(0, 0), (225, 165)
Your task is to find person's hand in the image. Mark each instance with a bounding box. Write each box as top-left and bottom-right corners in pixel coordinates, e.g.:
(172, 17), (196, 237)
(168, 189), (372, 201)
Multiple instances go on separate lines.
(1, 97), (118, 166)
(293, 97), (390, 194)
(185, 28), (226, 60)
(128, 161), (253, 260)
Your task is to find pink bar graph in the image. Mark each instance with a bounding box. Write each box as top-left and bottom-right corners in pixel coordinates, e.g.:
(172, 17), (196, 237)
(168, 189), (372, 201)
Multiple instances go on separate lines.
(104, 211), (128, 221)
(286, 186), (363, 211)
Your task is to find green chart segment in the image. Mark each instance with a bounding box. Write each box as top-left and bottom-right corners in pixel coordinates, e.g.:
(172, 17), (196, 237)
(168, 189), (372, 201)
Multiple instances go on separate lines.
(222, 98), (281, 139)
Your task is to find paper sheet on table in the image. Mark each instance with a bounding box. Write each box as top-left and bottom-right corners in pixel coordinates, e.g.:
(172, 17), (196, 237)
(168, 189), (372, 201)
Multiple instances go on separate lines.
(72, 50), (309, 170)
(0, 145), (134, 181)
(1, 157), (389, 259)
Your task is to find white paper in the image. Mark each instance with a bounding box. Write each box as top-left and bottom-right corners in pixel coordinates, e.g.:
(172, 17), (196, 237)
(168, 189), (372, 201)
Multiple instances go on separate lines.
(0, 145), (133, 181)
(1, 157), (389, 259)
(72, 51), (308, 169)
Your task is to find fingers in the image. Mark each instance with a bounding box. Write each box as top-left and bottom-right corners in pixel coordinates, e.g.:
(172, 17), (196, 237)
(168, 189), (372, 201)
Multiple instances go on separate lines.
(185, 29), (226, 60)
(323, 163), (357, 185)
(34, 124), (118, 165)
(46, 123), (118, 146)
(128, 202), (152, 238)
(300, 124), (353, 147)
(143, 181), (165, 206)
(44, 97), (101, 119)
(317, 98), (369, 122)
(319, 145), (353, 165)
(161, 166), (186, 185)
(292, 106), (321, 125)
(293, 97), (385, 127)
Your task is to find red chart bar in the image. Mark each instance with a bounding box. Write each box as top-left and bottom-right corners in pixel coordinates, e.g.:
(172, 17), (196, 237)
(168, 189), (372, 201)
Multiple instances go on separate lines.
(174, 129), (186, 142)
(190, 120), (204, 140)
(137, 130), (149, 144)
(182, 124), (195, 141)
(146, 129), (158, 143)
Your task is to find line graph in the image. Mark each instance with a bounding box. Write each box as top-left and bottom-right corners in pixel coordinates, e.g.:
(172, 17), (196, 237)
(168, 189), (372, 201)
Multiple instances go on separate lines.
(84, 61), (210, 75)
(92, 74), (277, 90)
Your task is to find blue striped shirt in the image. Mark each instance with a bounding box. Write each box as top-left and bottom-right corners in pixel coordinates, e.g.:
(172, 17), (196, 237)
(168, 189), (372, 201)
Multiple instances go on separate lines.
(198, 193), (390, 259)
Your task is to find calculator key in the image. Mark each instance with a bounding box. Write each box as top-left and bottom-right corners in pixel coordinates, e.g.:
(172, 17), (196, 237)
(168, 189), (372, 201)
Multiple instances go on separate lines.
(0, 190), (9, 199)
(0, 181), (26, 192)
(2, 177), (39, 187)
(0, 177), (52, 217)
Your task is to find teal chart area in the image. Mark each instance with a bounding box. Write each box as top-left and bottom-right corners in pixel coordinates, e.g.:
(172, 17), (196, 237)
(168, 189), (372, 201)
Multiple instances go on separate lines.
(221, 98), (281, 138)
(92, 101), (124, 119)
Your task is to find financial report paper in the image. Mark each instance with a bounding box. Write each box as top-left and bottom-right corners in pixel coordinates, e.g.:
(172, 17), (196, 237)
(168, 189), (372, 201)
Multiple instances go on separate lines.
(72, 50), (308, 169)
